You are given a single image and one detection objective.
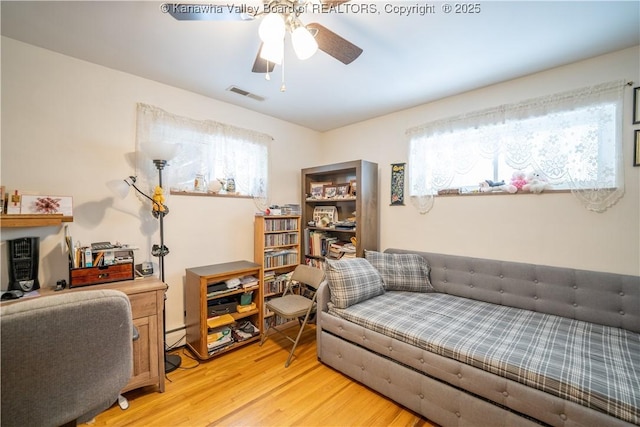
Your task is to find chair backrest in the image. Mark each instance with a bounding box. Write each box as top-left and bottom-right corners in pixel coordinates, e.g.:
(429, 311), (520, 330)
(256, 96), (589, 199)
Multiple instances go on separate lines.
(1, 289), (133, 427)
(291, 264), (325, 291)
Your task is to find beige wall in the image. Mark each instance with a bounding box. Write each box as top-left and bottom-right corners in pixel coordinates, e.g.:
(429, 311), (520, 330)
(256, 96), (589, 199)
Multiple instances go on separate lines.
(320, 46), (640, 275)
(0, 37), (320, 342)
(2, 37), (638, 346)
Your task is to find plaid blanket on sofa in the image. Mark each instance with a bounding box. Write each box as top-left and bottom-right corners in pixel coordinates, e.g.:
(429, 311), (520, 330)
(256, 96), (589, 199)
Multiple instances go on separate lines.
(328, 291), (640, 424)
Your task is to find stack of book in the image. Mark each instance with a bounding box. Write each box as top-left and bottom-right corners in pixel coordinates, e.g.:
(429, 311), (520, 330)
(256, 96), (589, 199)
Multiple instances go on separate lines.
(240, 275), (258, 289)
(327, 241), (356, 259)
(207, 325), (233, 354)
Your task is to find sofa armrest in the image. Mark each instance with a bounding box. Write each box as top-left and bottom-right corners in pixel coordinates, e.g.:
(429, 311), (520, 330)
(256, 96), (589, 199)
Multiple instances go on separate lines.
(317, 280), (330, 313)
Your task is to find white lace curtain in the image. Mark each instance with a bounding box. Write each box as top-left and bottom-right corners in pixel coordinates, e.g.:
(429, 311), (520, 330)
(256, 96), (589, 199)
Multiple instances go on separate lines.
(407, 80), (626, 213)
(135, 103), (271, 198)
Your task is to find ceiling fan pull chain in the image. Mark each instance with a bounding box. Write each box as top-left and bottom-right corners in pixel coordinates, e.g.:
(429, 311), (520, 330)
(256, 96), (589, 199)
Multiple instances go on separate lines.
(280, 52), (286, 92)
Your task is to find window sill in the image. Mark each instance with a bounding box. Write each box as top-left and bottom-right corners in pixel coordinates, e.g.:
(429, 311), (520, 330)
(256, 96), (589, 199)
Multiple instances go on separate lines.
(170, 190), (253, 199)
(436, 189), (572, 197)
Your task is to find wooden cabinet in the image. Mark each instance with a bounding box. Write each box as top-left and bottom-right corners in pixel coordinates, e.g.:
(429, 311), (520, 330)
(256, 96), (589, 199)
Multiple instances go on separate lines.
(185, 261), (262, 360)
(301, 160), (378, 264)
(122, 281), (165, 393)
(253, 215), (301, 328)
(41, 277), (166, 393)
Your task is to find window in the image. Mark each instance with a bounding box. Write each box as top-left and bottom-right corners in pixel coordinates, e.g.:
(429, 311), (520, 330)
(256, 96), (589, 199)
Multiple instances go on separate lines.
(135, 103), (270, 198)
(407, 81), (625, 213)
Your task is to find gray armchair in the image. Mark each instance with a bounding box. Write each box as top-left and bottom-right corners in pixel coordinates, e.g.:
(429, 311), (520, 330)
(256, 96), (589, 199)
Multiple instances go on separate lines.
(1, 289), (133, 427)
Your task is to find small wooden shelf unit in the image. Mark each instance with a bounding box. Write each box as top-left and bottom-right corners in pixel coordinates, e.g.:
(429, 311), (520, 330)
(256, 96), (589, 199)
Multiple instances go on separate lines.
(185, 261), (263, 360)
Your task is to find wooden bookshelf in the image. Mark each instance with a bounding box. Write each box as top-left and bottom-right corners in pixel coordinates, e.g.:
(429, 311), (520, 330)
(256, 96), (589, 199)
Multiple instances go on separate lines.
(301, 160), (378, 265)
(254, 215), (301, 329)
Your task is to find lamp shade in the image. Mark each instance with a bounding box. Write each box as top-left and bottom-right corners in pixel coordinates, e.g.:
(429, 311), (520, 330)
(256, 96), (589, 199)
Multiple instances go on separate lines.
(259, 39), (284, 65)
(292, 26), (318, 60)
(141, 141), (177, 161)
(258, 13), (285, 43)
(108, 178), (133, 199)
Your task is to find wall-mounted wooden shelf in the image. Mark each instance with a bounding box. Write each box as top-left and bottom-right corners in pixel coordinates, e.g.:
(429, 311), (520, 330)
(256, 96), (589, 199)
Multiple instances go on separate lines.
(0, 214), (74, 228)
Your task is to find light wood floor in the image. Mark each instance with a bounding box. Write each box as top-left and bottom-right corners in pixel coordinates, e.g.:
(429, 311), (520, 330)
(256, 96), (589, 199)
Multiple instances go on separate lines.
(88, 325), (436, 427)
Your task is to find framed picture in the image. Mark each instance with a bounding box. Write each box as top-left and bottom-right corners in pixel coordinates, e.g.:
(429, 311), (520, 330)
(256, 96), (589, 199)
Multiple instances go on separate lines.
(323, 184), (337, 199)
(349, 180), (357, 196)
(634, 87), (640, 124)
(635, 130), (640, 167)
(309, 181), (331, 199)
(20, 195), (74, 216)
(390, 163), (405, 206)
(335, 183), (350, 198)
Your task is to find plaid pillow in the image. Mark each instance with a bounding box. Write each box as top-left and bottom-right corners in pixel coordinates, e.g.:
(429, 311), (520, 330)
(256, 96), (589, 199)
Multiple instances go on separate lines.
(365, 250), (434, 292)
(325, 258), (385, 309)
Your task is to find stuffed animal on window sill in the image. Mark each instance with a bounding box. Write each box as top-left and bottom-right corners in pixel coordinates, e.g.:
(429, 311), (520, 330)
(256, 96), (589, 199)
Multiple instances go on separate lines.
(479, 180), (518, 194)
(522, 171), (552, 193)
(510, 171), (528, 192)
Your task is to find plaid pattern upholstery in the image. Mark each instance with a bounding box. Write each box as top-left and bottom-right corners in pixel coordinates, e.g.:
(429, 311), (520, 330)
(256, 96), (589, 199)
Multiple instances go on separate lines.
(325, 258), (385, 309)
(365, 250), (434, 292)
(328, 291), (640, 424)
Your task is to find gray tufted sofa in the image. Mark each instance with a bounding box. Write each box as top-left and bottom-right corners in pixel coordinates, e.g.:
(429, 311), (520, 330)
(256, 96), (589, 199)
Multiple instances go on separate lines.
(316, 249), (639, 427)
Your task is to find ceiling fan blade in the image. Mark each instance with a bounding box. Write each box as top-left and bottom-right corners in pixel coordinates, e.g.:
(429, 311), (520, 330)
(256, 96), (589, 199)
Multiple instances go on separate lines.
(252, 44), (276, 73)
(306, 23), (362, 65)
(165, 3), (255, 21)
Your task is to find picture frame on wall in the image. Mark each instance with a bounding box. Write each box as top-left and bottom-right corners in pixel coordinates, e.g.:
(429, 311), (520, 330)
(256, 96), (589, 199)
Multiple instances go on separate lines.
(390, 163), (405, 206)
(634, 130), (640, 167)
(634, 86), (640, 124)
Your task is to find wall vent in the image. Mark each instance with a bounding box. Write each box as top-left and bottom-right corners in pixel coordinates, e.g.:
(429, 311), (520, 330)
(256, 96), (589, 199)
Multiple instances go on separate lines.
(226, 85), (265, 102)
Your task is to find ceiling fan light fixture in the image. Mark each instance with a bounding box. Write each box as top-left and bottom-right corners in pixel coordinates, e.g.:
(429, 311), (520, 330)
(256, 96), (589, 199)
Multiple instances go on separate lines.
(259, 39), (284, 65)
(291, 25), (318, 60)
(258, 13), (285, 43)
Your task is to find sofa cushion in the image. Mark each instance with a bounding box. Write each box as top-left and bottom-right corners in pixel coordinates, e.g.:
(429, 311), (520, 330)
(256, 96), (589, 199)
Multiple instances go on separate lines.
(326, 258), (385, 309)
(365, 250), (434, 292)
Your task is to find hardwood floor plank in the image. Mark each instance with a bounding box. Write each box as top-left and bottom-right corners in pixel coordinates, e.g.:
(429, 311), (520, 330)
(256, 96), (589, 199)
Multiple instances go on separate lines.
(88, 326), (436, 427)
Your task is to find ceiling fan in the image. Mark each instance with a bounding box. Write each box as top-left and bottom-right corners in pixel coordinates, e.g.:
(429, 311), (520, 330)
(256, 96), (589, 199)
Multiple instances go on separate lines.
(166, 0), (363, 75)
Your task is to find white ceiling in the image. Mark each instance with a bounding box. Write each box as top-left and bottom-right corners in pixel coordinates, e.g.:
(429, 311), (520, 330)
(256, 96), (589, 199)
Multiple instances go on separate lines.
(2, 1), (639, 132)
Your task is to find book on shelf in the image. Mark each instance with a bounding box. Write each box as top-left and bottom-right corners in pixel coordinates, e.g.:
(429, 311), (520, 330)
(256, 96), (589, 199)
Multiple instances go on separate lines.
(240, 275), (259, 289)
(305, 230), (356, 260)
(263, 248), (298, 268)
(326, 240), (355, 260)
(263, 271), (291, 295)
(207, 326), (234, 352)
(207, 314), (235, 329)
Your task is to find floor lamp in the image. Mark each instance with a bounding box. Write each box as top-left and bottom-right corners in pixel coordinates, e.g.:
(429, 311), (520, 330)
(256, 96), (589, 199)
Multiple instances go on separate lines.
(125, 143), (181, 374)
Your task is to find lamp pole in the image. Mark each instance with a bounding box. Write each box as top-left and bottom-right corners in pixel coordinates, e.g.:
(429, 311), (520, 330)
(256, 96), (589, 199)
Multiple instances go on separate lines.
(151, 159), (181, 373)
(153, 160), (166, 284)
